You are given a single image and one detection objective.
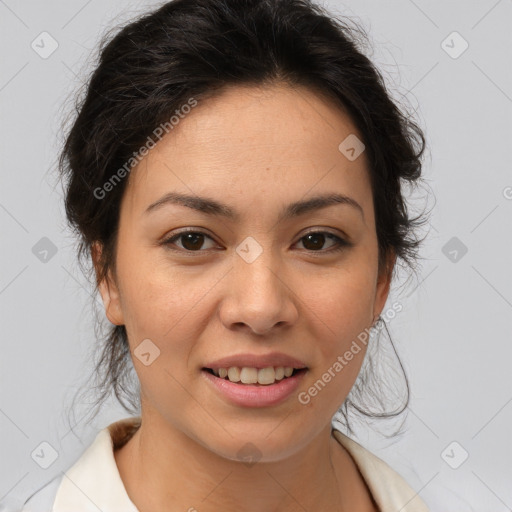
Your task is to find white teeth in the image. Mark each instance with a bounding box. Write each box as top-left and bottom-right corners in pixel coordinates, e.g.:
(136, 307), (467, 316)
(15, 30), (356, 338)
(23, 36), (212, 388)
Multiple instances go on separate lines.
(227, 367), (240, 382)
(240, 367), (258, 384)
(257, 367), (276, 385)
(211, 366), (300, 385)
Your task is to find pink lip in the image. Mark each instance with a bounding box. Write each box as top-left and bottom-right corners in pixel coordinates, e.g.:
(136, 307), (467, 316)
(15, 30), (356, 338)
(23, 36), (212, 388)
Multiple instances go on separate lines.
(203, 352), (308, 370)
(201, 368), (307, 407)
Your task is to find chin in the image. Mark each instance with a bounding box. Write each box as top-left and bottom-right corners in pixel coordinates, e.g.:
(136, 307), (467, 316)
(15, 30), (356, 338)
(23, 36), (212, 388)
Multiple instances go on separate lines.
(196, 427), (314, 464)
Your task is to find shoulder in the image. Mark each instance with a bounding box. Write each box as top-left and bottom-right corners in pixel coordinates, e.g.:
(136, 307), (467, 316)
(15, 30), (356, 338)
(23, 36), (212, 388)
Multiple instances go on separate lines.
(16, 417), (141, 512)
(332, 429), (431, 512)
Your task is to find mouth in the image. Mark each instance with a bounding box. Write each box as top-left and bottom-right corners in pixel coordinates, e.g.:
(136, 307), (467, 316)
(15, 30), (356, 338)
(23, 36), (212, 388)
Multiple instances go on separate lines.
(202, 366), (308, 386)
(201, 365), (308, 407)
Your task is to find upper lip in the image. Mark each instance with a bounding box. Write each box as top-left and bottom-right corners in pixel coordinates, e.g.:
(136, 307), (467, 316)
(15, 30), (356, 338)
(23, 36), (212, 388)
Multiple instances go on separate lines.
(204, 352), (308, 370)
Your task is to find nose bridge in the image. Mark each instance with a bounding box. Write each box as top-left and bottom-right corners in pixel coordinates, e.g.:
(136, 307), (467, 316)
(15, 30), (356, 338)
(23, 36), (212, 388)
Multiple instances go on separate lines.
(219, 235), (298, 333)
(233, 235), (284, 301)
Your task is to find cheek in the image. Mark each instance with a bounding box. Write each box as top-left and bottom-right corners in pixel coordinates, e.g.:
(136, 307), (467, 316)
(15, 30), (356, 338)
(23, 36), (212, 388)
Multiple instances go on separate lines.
(297, 272), (376, 417)
(116, 249), (216, 364)
(121, 275), (196, 342)
(302, 265), (376, 353)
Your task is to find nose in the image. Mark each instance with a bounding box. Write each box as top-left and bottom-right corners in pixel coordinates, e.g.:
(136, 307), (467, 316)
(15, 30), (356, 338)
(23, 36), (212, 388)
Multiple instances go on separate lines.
(218, 250), (299, 336)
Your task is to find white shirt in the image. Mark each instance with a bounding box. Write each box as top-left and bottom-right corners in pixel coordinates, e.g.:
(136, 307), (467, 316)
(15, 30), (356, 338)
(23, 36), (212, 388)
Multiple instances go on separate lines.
(20, 416), (430, 511)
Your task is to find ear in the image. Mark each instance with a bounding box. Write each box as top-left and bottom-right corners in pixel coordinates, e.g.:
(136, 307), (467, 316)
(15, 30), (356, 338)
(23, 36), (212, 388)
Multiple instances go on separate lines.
(91, 242), (124, 326)
(373, 249), (396, 323)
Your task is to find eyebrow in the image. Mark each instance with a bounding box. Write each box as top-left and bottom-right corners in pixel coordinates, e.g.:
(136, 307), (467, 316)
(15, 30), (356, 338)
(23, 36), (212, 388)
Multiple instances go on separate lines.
(144, 191), (364, 223)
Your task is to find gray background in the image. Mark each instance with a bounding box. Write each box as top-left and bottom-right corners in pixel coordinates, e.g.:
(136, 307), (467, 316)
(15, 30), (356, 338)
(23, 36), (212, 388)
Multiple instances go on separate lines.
(1, 0), (511, 510)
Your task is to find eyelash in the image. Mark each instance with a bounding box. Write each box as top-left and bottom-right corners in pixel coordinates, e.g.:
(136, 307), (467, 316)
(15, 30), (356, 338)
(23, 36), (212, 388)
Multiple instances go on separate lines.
(160, 228), (352, 255)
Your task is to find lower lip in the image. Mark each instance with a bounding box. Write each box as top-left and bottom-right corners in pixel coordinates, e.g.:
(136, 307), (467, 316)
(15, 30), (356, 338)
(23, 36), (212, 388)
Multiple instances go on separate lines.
(201, 369), (307, 408)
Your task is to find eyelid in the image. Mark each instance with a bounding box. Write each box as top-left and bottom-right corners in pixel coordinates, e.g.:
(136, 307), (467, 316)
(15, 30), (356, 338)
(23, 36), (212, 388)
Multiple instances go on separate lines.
(295, 229), (352, 254)
(160, 227), (219, 250)
(300, 227), (349, 241)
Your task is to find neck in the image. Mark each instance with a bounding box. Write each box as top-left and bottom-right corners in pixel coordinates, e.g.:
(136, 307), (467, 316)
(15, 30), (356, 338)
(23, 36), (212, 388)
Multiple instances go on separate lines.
(114, 411), (365, 512)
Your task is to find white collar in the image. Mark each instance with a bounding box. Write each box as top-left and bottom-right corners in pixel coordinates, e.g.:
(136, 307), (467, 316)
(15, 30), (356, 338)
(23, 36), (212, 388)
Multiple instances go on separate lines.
(332, 429), (429, 511)
(53, 419), (140, 512)
(51, 416), (429, 512)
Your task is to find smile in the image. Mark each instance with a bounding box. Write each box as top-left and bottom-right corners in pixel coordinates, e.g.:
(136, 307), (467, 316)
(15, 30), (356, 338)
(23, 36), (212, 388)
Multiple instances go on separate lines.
(203, 366), (306, 385)
(201, 367), (308, 407)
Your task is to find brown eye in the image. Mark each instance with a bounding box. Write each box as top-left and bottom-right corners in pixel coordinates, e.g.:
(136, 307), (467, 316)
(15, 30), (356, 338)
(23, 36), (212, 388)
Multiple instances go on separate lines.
(296, 232), (349, 252)
(162, 229), (351, 255)
(163, 230), (217, 252)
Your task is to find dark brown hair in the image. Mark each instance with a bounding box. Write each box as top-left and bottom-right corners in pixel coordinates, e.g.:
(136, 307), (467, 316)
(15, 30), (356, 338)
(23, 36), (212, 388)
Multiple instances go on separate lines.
(60, 0), (431, 436)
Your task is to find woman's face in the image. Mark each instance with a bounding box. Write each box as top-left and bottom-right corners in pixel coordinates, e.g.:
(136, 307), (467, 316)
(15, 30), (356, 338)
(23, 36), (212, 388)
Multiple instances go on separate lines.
(97, 84), (394, 461)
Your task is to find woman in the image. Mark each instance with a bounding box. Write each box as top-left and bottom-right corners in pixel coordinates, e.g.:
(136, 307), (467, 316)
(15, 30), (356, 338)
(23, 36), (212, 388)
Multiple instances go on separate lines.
(21, 0), (431, 510)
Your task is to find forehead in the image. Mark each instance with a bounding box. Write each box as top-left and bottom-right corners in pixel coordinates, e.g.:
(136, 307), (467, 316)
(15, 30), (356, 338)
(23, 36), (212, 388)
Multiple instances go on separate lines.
(123, 83), (372, 223)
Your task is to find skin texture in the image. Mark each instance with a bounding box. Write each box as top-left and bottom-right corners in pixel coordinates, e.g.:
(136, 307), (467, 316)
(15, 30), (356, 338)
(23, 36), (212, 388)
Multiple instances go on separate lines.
(95, 83), (393, 511)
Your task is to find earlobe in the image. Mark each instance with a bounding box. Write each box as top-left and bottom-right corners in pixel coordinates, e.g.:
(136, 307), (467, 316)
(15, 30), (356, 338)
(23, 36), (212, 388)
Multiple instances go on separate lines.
(98, 275), (124, 326)
(92, 242), (124, 326)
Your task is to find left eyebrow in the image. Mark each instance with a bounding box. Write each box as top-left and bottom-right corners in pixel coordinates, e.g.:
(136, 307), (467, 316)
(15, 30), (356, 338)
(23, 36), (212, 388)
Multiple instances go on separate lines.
(144, 191), (365, 223)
